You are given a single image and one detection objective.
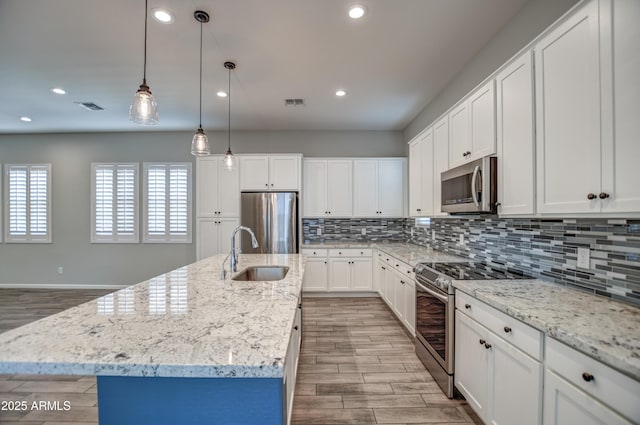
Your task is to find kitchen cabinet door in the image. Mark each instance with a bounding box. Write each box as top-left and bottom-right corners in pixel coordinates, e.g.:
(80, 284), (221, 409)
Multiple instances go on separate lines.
(403, 279), (415, 335)
(490, 334), (542, 425)
(374, 258), (385, 294)
(392, 272), (405, 320)
(496, 51), (535, 215)
(383, 267), (395, 307)
(240, 156), (270, 190)
(218, 161), (240, 217)
(353, 160), (378, 217)
(303, 257), (328, 291)
(604, 0), (640, 213)
(449, 101), (471, 168)
(196, 157), (219, 217)
(326, 160), (353, 217)
(409, 130), (434, 217)
(455, 312), (489, 420)
(196, 217), (239, 260)
(328, 258), (351, 291)
(535, 0), (602, 214)
(351, 258), (373, 290)
(433, 116), (449, 216)
(409, 139), (423, 217)
(543, 369), (633, 425)
(378, 158), (405, 217)
(269, 155), (300, 190)
(219, 218), (239, 254)
(469, 80), (496, 161)
(302, 160), (327, 217)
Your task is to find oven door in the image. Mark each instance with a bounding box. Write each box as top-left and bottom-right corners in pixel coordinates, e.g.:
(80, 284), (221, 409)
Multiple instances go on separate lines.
(415, 280), (454, 374)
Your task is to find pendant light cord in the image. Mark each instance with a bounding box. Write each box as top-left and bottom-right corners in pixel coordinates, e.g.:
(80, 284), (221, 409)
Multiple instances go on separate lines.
(143, 0), (148, 83)
(198, 21), (203, 128)
(227, 67), (231, 150)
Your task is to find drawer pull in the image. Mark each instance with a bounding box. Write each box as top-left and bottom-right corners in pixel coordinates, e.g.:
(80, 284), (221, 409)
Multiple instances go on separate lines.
(361, 251), (364, 254)
(582, 372), (594, 382)
(484, 342), (492, 350)
(465, 304), (471, 310)
(479, 339), (485, 345)
(504, 326), (512, 333)
(400, 280), (405, 285)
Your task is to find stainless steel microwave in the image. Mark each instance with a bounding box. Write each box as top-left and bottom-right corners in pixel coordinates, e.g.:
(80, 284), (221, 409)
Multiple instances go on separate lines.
(441, 156), (497, 214)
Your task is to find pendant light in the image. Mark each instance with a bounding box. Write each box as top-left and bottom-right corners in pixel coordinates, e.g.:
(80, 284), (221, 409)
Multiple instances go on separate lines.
(223, 61), (237, 171)
(190, 11), (211, 156)
(129, 0), (159, 125)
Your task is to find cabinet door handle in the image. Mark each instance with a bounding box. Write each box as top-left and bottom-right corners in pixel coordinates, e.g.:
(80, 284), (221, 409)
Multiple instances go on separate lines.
(360, 251), (364, 255)
(484, 342), (492, 350)
(599, 192), (610, 199)
(294, 326), (299, 331)
(381, 266), (386, 270)
(465, 304), (471, 310)
(504, 326), (512, 333)
(265, 183), (268, 187)
(416, 208), (421, 212)
(313, 251), (316, 255)
(338, 252), (342, 255)
(400, 280), (405, 285)
(324, 261), (327, 264)
(271, 183), (274, 187)
(479, 339), (485, 345)
(587, 193), (596, 200)
(582, 372), (594, 382)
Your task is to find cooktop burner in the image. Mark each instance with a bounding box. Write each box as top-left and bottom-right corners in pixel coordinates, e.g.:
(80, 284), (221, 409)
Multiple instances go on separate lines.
(417, 261), (532, 281)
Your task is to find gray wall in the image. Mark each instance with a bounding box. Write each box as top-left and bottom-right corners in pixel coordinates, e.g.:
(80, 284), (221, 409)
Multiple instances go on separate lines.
(403, 0), (580, 146)
(0, 130), (402, 287)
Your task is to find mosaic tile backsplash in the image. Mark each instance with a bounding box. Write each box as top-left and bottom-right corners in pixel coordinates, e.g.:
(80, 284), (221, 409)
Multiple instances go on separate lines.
(303, 217), (640, 306)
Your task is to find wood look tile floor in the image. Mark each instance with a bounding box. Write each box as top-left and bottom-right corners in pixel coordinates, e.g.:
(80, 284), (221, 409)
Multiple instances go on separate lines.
(0, 290), (482, 425)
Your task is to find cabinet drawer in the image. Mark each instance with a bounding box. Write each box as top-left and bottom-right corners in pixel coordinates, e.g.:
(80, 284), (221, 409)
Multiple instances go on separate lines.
(456, 291), (542, 361)
(301, 249), (327, 257)
(546, 337), (640, 423)
(328, 248), (372, 257)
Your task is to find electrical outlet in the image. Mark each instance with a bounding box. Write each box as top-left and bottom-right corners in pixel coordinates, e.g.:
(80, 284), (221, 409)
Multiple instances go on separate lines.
(316, 228), (322, 236)
(459, 234), (465, 245)
(432, 230), (436, 240)
(577, 247), (590, 269)
(361, 228), (366, 236)
(57, 266), (64, 275)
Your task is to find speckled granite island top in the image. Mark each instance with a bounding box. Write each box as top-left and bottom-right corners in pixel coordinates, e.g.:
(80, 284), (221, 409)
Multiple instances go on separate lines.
(302, 241), (466, 266)
(0, 254), (305, 378)
(454, 279), (640, 381)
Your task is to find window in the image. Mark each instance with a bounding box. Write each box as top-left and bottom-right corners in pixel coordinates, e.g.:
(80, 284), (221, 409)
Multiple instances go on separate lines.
(3, 164), (52, 243)
(91, 163), (139, 243)
(143, 163), (192, 243)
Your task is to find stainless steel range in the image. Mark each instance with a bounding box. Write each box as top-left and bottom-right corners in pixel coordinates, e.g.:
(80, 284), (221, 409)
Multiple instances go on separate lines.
(414, 261), (530, 398)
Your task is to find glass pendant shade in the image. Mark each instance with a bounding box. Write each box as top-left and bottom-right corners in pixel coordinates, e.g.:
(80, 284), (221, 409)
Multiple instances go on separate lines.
(224, 148), (236, 171)
(191, 127), (210, 156)
(129, 82), (159, 125)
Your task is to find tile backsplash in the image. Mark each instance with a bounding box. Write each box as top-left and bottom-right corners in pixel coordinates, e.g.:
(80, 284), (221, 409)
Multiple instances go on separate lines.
(303, 217), (640, 306)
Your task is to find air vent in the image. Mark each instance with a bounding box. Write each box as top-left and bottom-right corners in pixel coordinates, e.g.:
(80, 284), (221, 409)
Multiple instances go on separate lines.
(74, 102), (104, 111)
(284, 98), (305, 107)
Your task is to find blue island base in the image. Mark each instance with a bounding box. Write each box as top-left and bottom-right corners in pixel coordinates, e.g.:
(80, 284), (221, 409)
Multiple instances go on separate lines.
(97, 375), (284, 425)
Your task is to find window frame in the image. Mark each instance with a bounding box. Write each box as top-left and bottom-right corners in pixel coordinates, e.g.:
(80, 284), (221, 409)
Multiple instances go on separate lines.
(90, 163), (140, 244)
(3, 163), (52, 243)
(142, 162), (192, 244)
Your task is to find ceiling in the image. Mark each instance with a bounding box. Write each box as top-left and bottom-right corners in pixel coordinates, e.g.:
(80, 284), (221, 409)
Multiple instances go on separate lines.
(0, 0), (528, 134)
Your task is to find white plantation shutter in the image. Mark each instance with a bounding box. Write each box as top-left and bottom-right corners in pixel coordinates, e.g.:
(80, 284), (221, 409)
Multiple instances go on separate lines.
(143, 163), (192, 243)
(91, 163), (139, 243)
(4, 164), (51, 242)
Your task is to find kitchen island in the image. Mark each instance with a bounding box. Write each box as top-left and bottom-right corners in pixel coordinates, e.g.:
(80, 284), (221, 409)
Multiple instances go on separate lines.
(0, 253), (305, 425)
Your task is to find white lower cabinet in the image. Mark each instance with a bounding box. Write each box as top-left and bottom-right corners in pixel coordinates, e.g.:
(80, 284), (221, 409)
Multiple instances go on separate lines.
(328, 253), (372, 291)
(455, 292), (542, 425)
(376, 252), (415, 335)
(284, 296), (302, 425)
(543, 337), (640, 425)
(301, 249), (328, 292)
(196, 218), (239, 260)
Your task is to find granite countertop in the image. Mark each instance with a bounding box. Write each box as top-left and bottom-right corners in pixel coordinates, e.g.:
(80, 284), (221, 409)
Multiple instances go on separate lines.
(454, 279), (640, 381)
(0, 254), (305, 379)
(302, 241), (466, 267)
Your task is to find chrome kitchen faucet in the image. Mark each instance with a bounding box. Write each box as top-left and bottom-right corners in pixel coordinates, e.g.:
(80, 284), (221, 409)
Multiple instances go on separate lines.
(221, 226), (259, 280)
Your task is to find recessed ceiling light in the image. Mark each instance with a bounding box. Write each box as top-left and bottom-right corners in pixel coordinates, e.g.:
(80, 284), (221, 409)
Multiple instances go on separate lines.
(217, 91), (228, 98)
(152, 8), (174, 24)
(20, 116), (32, 122)
(348, 5), (366, 19)
(51, 87), (66, 95)
(336, 90), (347, 97)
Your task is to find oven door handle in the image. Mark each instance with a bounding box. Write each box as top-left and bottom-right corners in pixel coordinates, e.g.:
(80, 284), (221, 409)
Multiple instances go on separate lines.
(471, 165), (480, 208)
(416, 281), (449, 303)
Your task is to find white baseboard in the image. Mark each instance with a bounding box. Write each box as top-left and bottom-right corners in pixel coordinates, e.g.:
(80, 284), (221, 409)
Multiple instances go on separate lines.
(302, 291), (381, 298)
(0, 283), (128, 290)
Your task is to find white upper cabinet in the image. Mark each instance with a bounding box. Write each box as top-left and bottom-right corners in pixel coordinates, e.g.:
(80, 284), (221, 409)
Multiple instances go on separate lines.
(449, 80), (496, 168)
(433, 116), (449, 216)
(409, 129), (434, 217)
(605, 0), (640, 213)
(535, 0), (604, 214)
(496, 51), (535, 216)
(196, 217), (239, 260)
(354, 159), (406, 217)
(196, 156), (240, 217)
(302, 159), (352, 217)
(239, 154), (301, 191)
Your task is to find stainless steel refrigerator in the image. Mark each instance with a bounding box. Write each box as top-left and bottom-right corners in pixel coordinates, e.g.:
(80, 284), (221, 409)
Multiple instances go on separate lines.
(240, 192), (298, 253)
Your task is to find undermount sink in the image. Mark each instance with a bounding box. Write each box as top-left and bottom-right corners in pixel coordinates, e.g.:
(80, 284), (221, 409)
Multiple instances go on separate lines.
(232, 266), (289, 281)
